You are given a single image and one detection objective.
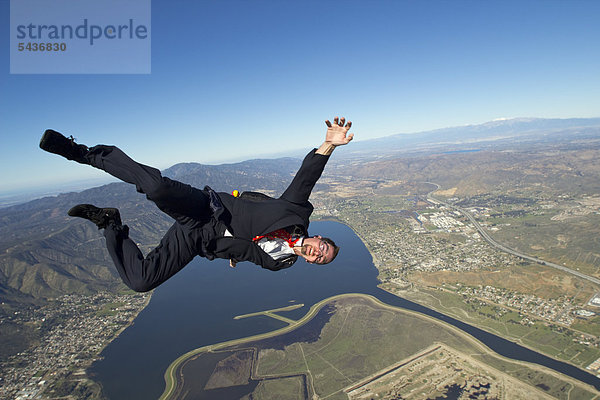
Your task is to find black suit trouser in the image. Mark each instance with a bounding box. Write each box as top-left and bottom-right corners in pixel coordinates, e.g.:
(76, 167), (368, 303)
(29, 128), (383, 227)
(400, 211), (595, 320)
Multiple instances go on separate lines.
(84, 145), (212, 292)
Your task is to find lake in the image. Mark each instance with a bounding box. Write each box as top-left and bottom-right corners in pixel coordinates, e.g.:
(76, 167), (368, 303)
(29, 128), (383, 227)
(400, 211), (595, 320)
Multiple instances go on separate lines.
(89, 221), (600, 399)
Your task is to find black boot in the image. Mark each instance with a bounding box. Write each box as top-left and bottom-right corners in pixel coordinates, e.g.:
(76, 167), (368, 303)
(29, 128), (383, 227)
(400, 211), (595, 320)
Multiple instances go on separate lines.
(39, 129), (89, 164)
(68, 204), (122, 229)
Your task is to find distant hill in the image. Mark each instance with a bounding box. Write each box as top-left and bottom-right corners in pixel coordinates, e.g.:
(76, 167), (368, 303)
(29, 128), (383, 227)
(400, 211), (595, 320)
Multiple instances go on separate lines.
(0, 158), (299, 303)
(343, 117), (600, 158)
(163, 157), (300, 193)
(342, 121), (600, 198)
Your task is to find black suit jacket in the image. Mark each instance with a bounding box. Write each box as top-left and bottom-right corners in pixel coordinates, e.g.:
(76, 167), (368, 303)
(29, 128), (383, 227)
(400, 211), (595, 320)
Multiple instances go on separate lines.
(206, 149), (330, 271)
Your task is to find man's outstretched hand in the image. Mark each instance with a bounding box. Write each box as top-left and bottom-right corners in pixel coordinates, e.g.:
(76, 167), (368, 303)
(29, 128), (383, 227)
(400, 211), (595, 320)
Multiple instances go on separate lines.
(317, 116), (354, 155)
(325, 117), (354, 146)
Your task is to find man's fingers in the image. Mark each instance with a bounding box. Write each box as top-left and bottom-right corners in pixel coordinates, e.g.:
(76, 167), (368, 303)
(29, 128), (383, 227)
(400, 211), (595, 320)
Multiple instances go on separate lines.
(346, 133), (354, 143)
(326, 117), (351, 130)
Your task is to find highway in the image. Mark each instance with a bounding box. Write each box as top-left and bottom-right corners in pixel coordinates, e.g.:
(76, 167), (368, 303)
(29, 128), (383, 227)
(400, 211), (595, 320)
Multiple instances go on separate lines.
(424, 183), (600, 286)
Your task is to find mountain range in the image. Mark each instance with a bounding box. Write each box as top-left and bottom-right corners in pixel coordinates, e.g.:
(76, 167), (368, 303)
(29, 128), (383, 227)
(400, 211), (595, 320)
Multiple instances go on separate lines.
(343, 117), (600, 158)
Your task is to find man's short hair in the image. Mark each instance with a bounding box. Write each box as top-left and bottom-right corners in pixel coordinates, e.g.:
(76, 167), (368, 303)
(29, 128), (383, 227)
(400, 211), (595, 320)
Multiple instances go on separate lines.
(322, 237), (340, 264)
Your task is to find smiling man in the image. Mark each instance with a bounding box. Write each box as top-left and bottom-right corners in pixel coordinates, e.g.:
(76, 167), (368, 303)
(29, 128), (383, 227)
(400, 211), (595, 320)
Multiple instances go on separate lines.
(39, 117), (353, 292)
(297, 236), (338, 265)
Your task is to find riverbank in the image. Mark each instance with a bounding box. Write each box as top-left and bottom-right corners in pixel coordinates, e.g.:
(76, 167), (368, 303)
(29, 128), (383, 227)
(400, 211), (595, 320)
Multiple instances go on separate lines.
(87, 291), (153, 399)
(101, 292), (153, 354)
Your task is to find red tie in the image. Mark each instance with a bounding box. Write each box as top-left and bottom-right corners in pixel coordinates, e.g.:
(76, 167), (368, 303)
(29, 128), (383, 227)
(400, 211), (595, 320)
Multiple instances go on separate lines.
(253, 229), (301, 248)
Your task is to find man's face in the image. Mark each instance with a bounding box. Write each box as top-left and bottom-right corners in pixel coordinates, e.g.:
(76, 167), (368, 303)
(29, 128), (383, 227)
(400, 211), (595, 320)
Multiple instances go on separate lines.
(299, 236), (335, 264)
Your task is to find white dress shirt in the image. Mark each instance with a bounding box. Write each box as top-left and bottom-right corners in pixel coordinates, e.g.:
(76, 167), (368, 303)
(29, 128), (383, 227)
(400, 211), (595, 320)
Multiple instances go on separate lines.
(224, 229), (303, 260)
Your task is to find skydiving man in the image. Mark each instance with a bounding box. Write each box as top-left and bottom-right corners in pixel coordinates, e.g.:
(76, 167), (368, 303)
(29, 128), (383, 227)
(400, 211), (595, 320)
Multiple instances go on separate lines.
(39, 117), (354, 292)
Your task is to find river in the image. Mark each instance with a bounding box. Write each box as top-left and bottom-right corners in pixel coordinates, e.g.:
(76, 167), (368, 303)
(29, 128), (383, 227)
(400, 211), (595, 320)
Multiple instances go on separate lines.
(89, 221), (600, 399)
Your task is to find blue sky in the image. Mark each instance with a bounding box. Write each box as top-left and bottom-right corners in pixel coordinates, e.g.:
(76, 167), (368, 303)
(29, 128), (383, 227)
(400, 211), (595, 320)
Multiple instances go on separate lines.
(1, 0), (599, 194)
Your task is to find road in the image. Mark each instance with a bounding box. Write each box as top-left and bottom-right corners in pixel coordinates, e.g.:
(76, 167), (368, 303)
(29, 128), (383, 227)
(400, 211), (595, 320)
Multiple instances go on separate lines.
(424, 182), (600, 286)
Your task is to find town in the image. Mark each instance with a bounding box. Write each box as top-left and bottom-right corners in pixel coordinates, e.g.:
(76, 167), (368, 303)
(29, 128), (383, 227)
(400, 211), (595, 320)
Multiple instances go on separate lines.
(0, 291), (150, 400)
